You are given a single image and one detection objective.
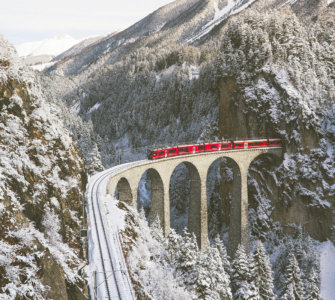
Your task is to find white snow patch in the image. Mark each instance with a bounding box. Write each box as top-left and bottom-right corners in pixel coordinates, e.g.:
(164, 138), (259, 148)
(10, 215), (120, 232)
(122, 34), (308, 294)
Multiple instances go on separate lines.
(31, 61), (56, 71)
(187, 0), (256, 43)
(87, 102), (101, 114)
(320, 241), (335, 300)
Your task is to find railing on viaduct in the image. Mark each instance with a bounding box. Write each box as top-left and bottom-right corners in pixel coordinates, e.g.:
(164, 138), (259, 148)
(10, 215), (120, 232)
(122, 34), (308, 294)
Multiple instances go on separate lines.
(106, 147), (282, 255)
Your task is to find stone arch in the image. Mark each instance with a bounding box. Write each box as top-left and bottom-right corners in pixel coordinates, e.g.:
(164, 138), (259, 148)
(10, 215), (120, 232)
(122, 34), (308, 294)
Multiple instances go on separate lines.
(169, 161), (202, 246)
(206, 157), (241, 246)
(137, 168), (164, 227)
(116, 177), (132, 205)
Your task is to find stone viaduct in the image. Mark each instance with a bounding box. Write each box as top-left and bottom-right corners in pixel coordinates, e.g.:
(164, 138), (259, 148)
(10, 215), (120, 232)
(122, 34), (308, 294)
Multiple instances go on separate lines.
(106, 147), (282, 255)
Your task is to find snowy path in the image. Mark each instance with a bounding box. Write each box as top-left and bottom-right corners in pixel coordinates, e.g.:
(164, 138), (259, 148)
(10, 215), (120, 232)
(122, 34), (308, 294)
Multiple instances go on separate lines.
(86, 163), (142, 300)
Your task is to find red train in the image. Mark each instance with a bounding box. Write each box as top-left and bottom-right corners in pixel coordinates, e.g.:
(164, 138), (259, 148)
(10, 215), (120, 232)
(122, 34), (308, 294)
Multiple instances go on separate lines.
(147, 139), (281, 160)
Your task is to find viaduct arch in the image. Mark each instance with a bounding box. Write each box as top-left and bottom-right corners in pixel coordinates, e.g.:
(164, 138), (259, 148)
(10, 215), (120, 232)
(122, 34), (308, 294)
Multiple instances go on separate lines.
(107, 147), (282, 255)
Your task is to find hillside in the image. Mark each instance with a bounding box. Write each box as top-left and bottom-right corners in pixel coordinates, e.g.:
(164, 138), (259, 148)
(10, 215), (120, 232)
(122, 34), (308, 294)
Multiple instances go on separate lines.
(38, 0), (335, 298)
(0, 36), (88, 299)
(16, 34), (103, 71)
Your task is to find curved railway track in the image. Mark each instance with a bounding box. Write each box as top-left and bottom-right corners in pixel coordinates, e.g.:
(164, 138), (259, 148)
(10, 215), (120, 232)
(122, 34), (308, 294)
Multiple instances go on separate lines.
(88, 163), (137, 299)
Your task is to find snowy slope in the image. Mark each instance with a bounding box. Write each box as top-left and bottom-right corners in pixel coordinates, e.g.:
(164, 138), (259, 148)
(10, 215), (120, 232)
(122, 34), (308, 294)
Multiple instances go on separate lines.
(16, 34), (80, 57)
(320, 241), (335, 300)
(186, 0), (256, 43)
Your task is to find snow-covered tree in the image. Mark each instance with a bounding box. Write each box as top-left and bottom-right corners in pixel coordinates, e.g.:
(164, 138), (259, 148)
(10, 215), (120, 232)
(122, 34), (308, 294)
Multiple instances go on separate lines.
(253, 241), (275, 300)
(231, 245), (259, 300)
(176, 230), (199, 290)
(304, 267), (320, 300)
(87, 143), (104, 174)
(196, 245), (232, 300)
(42, 207), (62, 245)
(281, 253), (305, 300)
(214, 235), (231, 275)
(165, 228), (183, 265)
(150, 216), (165, 244)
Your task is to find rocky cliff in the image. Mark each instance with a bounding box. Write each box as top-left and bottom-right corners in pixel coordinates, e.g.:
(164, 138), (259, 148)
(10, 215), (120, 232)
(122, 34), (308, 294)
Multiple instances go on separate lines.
(0, 36), (88, 299)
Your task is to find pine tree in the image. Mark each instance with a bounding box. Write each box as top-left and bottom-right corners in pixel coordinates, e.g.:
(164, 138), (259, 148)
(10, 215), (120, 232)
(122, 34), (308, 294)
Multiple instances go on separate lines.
(214, 235), (231, 275)
(195, 245), (232, 300)
(150, 216), (164, 244)
(281, 253), (305, 300)
(87, 143), (104, 174)
(305, 267), (320, 300)
(165, 228), (183, 265)
(176, 230), (199, 290)
(231, 245), (259, 300)
(253, 241), (275, 300)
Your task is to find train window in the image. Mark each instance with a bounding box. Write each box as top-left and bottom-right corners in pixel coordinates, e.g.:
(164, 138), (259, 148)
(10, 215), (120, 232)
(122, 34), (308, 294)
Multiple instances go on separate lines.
(235, 143), (243, 147)
(269, 141), (280, 144)
(198, 146), (204, 150)
(180, 148), (189, 152)
(158, 151), (164, 155)
(210, 145), (218, 149)
(222, 143), (229, 147)
(249, 142), (264, 146)
(169, 149), (177, 153)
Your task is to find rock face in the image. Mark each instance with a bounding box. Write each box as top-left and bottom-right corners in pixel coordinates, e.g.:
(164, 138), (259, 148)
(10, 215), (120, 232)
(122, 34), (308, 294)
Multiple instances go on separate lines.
(215, 6), (335, 242)
(0, 36), (88, 299)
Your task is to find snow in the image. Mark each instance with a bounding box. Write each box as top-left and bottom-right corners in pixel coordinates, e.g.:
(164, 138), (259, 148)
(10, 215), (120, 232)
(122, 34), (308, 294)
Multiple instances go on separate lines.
(86, 164), (141, 300)
(16, 34), (80, 57)
(320, 241), (335, 300)
(87, 102), (102, 114)
(31, 61), (56, 71)
(187, 0), (256, 43)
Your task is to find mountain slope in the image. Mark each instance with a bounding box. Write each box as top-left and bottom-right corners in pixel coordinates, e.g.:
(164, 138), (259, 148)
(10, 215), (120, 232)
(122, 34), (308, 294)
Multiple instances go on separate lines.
(37, 0), (335, 298)
(0, 36), (88, 299)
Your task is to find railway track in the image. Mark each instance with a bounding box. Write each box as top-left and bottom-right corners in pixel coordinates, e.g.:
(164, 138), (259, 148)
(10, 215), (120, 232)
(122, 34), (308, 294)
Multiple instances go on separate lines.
(88, 164), (137, 299)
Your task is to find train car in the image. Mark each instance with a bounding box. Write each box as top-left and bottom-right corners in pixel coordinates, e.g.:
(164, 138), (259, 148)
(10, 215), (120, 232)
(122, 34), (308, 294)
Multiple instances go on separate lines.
(178, 145), (194, 156)
(233, 140), (247, 149)
(178, 144), (206, 155)
(166, 147), (179, 158)
(194, 144), (205, 153)
(148, 148), (166, 160)
(268, 138), (281, 147)
(247, 139), (268, 148)
(204, 142), (221, 152)
(220, 141), (233, 150)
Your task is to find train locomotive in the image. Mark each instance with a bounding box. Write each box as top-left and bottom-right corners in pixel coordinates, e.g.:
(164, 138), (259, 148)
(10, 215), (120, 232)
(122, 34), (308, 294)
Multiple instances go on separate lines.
(147, 138), (281, 160)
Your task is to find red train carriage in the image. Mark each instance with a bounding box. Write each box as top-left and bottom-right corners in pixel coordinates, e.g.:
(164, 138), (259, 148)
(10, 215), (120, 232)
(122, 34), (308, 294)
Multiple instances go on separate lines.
(147, 148), (166, 159)
(178, 144), (206, 155)
(204, 142), (220, 152)
(247, 139), (268, 148)
(178, 145), (194, 156)
(147, 138), (281, 160)
(166, 147), (179, 158)
(221, 141), (233, 150)
(233, 140), (246, 149)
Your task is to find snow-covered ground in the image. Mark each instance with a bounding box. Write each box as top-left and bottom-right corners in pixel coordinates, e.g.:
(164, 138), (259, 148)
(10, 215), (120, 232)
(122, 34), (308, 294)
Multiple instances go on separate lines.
(86, 163), (145, 299)
(320, 241), (335, 300)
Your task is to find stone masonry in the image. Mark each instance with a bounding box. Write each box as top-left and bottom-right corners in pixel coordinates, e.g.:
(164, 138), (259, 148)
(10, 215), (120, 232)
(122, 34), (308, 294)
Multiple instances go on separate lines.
(107, 148), (282, 254)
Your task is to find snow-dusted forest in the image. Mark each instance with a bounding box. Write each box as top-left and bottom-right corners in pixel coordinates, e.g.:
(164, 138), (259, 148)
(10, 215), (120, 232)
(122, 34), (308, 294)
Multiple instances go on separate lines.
(1, 0), (335, 299)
